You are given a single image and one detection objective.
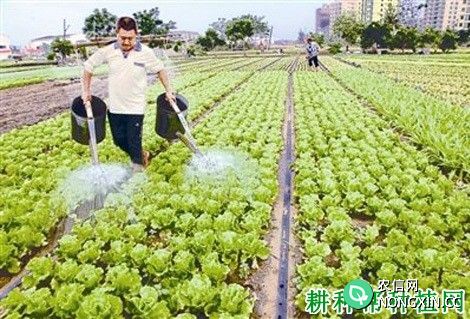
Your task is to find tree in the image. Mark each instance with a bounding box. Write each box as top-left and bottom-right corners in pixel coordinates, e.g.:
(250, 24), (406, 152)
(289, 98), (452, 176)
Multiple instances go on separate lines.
(440, 29), (458, 53)
(383, 3), (399, 29)
(361, 22), (391, 50)
(389, 26), (418, 52)
(83, 8), (117, 39)
(418, 27), (441, 51)
(173, 41), (182, 52)
(333, 14), (364, 52)
(210, 15), (269, 42)
(196, 28), (226, 51)
(225, 18), (254, 51)
(457, 29), (469, 46)
(133, 7), (176, 36)
(239, 14), (269, 36)
(210, 18), (229, 40)
(298, 29), (306, 43)
(132, 7), (176, 48)
(50, 38), (74, 62)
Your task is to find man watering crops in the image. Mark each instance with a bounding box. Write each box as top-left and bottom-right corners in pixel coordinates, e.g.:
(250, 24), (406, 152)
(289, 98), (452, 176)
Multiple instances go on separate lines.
(81, 16), (175, 172)
(306, 38), (320, 71)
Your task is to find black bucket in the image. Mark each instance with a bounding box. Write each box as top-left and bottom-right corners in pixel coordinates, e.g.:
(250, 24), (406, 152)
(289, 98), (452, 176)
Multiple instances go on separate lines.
(71, 96), (107, 145)
(155, 93), (189, 141)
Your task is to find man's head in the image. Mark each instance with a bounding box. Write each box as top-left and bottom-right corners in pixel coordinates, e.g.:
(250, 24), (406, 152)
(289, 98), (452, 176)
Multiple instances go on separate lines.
(116, 16), (138, 52)
(307, 38), (312, 43)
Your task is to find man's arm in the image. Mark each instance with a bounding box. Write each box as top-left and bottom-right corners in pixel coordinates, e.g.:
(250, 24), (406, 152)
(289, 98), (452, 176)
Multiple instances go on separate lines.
(81, 48), (105, 104)
(144, 48), (176, 102)
(82, 70), (93, 103)
(158, 69), (176, 102)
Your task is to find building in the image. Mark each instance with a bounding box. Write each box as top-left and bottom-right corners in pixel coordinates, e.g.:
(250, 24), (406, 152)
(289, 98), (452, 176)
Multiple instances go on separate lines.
(316, 0), (364, 39)
(315, 1), (343, 38)
(329, 1), (343, 28)
(442, 0), (470, 29)
(341, 0), (363, 18)
(316, 6), (331, 35)
(461, 1), (470, 29)
(362, 0), (401, 23)
(0, 34), (12, 60)
(398, 0), (425, 27)
(167, 30), (200, 43)
(421, 0), (470, 30)
(23, 33), (87, 56)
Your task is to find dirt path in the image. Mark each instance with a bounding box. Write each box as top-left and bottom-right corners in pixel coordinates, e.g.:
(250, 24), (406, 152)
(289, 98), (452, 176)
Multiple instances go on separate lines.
(247, 58), (300, 319)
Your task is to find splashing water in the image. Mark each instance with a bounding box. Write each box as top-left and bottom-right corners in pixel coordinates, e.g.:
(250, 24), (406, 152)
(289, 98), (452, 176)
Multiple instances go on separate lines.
(185, 149), (258, 181)
(56, 164), (131, 212)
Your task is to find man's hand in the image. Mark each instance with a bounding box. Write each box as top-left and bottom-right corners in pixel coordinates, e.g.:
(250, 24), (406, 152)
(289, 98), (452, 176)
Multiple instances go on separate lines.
(82, 91), (92, 104)
(165, 91), (176, 103)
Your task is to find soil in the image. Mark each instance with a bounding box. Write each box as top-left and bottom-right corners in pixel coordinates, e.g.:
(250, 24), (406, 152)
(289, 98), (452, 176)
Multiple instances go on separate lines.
(0, 77), (108, 134)
(247, 60), (301, 319)
(0, 58), (275, 136)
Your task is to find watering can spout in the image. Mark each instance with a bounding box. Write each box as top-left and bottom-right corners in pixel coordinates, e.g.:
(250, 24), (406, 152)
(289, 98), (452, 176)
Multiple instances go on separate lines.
(84, 102), (100, 166)
(175, 132), (204, 158)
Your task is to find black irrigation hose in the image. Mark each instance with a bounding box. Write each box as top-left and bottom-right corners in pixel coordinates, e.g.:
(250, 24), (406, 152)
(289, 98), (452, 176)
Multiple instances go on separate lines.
(275, 60), (296, 319)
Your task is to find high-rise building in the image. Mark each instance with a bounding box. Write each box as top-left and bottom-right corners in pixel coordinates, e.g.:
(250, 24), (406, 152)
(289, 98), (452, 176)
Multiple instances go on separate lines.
(443, 0), (470, 29)
(361, 0), (401, 23)
(421, 0), (445, 29)
(399, 0), (427, 27)
(341, 0), (363, 18)
(461, 1), (470, 29)
(316, 6), (331, 35)
(315, 1), (342, 38)
(422, 0), (470, 30)
(329, 1), (343, 28)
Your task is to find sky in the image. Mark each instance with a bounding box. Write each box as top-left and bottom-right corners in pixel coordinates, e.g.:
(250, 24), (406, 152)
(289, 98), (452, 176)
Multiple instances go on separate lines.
(0, 0), (325, 46)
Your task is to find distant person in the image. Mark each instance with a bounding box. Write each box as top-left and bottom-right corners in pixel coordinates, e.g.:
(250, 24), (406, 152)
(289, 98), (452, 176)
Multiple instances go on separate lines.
(306, 38), (320, 71)
(81, 16), (176, 173)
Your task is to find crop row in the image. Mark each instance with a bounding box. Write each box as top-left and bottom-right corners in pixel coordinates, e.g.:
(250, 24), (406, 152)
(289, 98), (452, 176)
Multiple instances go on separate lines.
(0, 69), (255, 275)
(293, 71), (469, 318)
(322, 57), (470, 177)
(344, 53), (470, 65)
(0, 65), (108, 90)
(0, 71), (288, 318)
(340, 58), (469, 107)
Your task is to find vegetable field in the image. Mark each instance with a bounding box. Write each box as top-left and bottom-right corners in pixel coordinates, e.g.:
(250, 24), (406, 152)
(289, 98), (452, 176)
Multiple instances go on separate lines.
(0, 54), (469, 318)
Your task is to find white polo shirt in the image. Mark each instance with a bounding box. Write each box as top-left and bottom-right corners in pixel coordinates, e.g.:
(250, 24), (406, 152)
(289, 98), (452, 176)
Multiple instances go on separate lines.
(84, 41), (164, 115)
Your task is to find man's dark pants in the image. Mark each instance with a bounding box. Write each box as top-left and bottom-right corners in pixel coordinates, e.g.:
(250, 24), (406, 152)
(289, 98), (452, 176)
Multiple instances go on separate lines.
(108, 111), (144, 165)
(308, 56), (319, 67)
